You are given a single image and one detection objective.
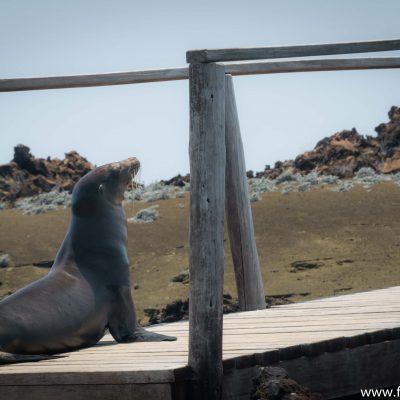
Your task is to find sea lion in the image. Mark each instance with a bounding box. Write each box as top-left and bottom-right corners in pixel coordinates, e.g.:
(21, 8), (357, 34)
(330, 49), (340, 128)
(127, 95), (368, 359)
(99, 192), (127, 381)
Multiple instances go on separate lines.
(0, 157), (176, 365)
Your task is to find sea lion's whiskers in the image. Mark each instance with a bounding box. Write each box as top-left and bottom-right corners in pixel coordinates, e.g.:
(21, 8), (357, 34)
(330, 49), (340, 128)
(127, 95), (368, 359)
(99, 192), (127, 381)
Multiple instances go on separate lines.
(130, 167), (141, 218)
(130, 174), (135, 218)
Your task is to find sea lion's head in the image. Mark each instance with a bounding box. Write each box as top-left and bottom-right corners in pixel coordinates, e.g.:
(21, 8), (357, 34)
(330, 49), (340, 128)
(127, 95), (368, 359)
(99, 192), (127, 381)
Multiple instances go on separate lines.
(72, 157), (140, 216)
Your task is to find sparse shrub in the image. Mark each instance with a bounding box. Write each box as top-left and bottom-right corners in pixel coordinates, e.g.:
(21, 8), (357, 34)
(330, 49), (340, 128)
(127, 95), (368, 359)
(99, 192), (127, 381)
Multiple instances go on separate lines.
(248, 178), (275, 193)
(355, 167), (377, 179)
(354, 167), (389, 186)
(26, 204), (58, 215)
(318, 175), (339, 185)
(142, 189), (171, 202)
(249, 191), (262, 202)
(281, 186), (293, 195)
(302, 172), (319, 185)
(362, 184), (372, 192)
(171, 269), (190, 284)
(333, 180), (354, 192)
(0, 254), (11, 268)
(14, 190), (72, 214)
(128, 206), (160, 223)
(298, 182), (311, 192)
(124, 188), (144, 202)
(393, 172), (400, 187)
(274, 170), (299, 184)
(145, 182), (165, 191)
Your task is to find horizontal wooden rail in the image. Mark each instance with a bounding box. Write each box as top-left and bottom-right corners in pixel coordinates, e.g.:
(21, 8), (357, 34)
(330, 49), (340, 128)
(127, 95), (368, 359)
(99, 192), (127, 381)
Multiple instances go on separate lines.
(186, 38), (400, 63)
(226, 57), (400, 76)
(0, 67), (189, 92)
(1, 57), (400, 92)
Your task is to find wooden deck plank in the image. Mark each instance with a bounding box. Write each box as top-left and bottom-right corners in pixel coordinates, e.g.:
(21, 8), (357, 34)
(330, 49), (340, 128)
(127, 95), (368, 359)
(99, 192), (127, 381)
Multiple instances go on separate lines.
(146, 318), (400, 331)
(0, 286), (399, 395)
(0, 383), (173, 400)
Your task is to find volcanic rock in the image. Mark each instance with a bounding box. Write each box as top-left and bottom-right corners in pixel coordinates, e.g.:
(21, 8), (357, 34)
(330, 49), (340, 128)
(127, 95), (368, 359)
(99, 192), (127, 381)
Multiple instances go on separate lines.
(260, 106), (400, 179)
(161, 174), (190, 187)
(0, 145), (94, 202)
(290, 260), (324, 272)
(251, 366), (324, 400)
(144, 294), (294, 325)
(375, 106), (400, 157)
(13, 144), (49, 175)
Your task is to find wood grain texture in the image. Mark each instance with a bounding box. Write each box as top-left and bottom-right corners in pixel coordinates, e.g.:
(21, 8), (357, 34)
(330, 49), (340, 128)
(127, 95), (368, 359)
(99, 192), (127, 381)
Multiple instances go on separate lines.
(226, 57), (400, 76)
(222, 340), (400, 399)
(0, 67), (189, 92)
(0, 286), (399, 399)
(280, 340), (400, 399)
(186, 38), (400, 62)
(225, 74), (266, 311)
(188, 62), (226, 400)
(2, 57), (400, 92)
(0, 383), (172, 400)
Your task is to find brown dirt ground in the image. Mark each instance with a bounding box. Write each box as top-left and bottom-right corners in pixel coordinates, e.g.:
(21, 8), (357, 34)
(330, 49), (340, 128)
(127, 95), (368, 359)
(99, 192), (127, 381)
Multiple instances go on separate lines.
(0, 182), (399, 323)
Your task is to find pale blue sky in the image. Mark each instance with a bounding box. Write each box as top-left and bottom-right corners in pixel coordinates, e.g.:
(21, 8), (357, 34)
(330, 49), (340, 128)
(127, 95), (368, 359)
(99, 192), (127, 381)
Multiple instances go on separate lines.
(1, 0), (399, 183)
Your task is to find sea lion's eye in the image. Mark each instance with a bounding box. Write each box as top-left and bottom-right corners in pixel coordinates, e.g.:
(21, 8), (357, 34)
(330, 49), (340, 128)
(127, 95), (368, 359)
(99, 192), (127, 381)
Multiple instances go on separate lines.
(98, 184), (104, 194)
(110, 169), (120, 179)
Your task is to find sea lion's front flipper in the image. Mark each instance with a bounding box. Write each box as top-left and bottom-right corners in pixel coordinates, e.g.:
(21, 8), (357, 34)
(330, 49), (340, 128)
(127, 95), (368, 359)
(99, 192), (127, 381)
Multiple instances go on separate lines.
(120, 328), (177, 343)
(108, 286), (177, 343)
(0, 352), (64, 365)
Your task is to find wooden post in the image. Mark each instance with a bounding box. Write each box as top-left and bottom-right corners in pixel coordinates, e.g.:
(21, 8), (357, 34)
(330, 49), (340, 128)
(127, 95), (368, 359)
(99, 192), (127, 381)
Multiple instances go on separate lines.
(225, 74), (266, 311)
(188, 62), (226, 400)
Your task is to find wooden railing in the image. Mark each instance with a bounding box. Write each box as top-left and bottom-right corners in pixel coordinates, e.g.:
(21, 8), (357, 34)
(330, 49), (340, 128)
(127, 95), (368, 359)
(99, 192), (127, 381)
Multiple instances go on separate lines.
(1, 57), (400, 92)
(186, 38), (400, 62)
(1, 38), (400, 400)
(186, 38), (400, 400)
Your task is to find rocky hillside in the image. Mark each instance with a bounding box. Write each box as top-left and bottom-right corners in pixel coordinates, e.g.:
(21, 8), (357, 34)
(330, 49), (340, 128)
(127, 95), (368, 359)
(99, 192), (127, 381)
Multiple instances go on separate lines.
(258, 106), (400, 179)
(1, 105), (400, 202)
(0, 145), (94, 202)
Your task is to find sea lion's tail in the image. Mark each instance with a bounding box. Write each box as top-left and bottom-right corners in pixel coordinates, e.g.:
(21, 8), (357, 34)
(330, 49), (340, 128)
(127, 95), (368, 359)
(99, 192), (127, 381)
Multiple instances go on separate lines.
(0, 351), (64, 365)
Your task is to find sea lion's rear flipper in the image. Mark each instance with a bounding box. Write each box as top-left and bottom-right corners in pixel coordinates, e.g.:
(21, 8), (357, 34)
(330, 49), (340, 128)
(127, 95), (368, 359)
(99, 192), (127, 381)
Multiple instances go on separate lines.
(0, 352), (64, 365)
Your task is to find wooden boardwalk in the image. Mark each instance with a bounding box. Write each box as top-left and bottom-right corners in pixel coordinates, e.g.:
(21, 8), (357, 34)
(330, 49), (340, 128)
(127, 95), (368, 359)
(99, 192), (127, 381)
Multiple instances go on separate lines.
(1, 286), (399, 399)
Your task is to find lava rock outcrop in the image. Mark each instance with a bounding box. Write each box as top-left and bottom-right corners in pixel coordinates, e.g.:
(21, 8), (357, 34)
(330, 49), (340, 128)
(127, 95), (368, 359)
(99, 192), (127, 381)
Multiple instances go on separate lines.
(259, 106), (400, 179)
(0, 145), (94, 202)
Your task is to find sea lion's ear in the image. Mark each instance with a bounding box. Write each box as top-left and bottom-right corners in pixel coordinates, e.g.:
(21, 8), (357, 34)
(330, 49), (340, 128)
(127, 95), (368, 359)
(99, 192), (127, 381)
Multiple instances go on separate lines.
(98, 184), (104, 195)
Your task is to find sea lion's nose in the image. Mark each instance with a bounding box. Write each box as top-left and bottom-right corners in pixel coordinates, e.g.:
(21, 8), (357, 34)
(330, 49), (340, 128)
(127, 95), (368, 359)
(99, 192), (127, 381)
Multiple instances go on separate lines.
(126, 158), (140, 175)
(111, 158), (140, 176)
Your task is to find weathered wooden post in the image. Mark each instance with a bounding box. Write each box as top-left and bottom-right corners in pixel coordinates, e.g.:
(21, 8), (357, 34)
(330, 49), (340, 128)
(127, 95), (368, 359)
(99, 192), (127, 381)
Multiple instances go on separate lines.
(225, 74), (266, 311)
(188, 62), (226, 399)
